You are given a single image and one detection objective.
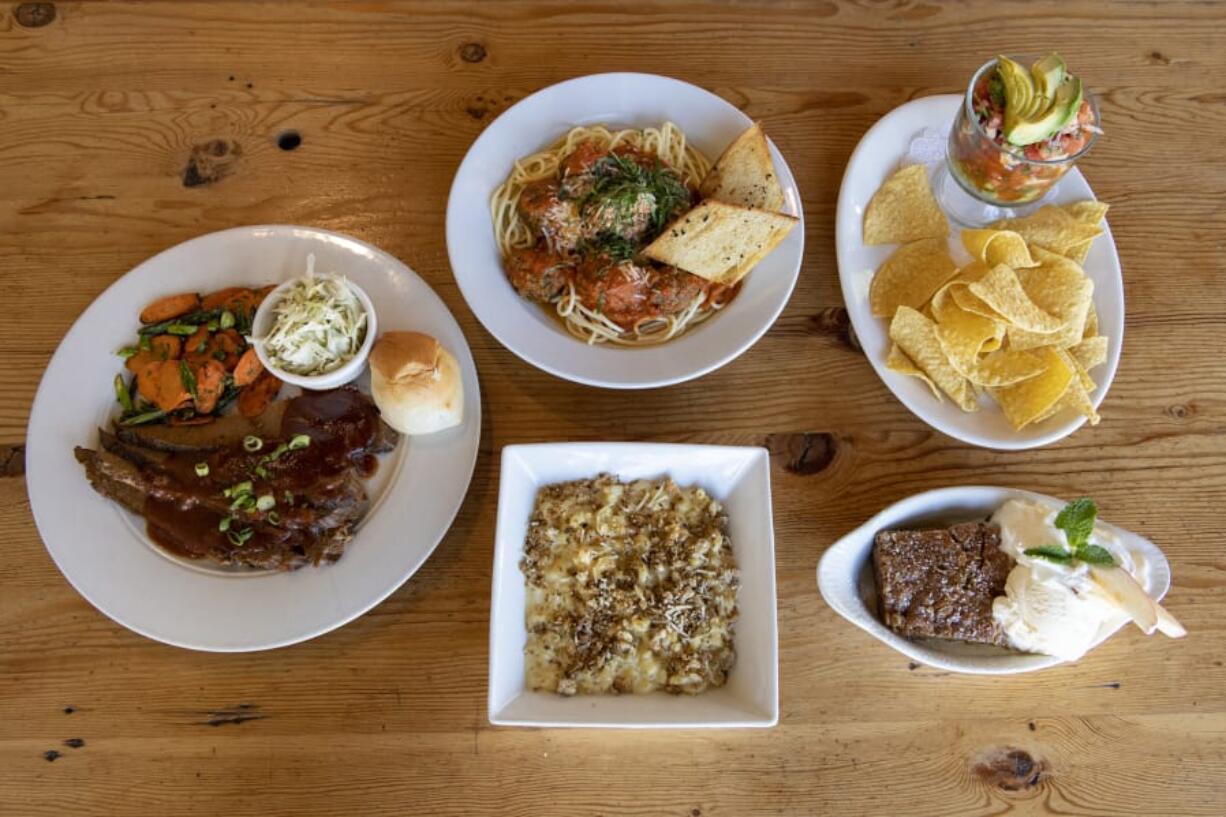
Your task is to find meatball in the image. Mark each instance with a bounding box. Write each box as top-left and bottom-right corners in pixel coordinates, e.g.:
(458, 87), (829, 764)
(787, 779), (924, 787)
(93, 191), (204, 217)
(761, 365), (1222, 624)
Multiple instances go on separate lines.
(581, 190), (657, 245)
(574, 254), (655, 329)
(647, 265), (710, 317)
(611, 143), (658, 170)
(517, 179), (581, 253)
(559, 140), (609, 198)
(505, 247), (572, 302)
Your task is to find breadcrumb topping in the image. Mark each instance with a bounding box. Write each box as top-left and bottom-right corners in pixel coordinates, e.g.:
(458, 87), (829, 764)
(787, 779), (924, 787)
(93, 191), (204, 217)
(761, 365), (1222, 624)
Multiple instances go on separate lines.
(521, 474), (739, 696)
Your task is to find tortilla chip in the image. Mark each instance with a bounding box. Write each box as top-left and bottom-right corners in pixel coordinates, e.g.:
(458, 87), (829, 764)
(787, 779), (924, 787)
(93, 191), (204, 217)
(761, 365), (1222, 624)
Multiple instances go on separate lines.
(961, 229), (1037, 269)
(886, 343), (941, 401)
(1007, 257), (1095, 350)
(698, 122), (785, 211)
(1083, 302), (1099, 339)
(1071, 335), (1108, 370)
(969, 264), (1064, 334)
(889, 306), (977, 411)
(990, 205), (1101, 257)
(1061, 379), (1102, 425)
(643, 200), (797, 285)
(1062, 200), (1109, 226)
(989, 347), (1075, 430)
(869, 238), (958, 318)
(863, 164), (948, 245)
(952, 260), (992, 285)
(950, 282), (1001, 320)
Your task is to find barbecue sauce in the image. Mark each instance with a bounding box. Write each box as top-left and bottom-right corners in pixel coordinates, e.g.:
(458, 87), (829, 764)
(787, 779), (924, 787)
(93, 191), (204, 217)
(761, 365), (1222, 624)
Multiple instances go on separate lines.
(141, 387), (389, 568)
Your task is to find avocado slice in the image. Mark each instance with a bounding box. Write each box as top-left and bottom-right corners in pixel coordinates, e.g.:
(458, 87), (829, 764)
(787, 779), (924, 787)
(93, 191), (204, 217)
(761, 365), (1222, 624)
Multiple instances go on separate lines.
(1005, 76), (1083, 146)
(996, 56), (1040, 133)
(1030, 54), (1067, 103)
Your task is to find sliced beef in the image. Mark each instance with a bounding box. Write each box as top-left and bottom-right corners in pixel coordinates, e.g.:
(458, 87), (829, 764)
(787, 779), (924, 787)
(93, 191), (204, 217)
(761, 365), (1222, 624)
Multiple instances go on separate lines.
(76, 386), (396, 571)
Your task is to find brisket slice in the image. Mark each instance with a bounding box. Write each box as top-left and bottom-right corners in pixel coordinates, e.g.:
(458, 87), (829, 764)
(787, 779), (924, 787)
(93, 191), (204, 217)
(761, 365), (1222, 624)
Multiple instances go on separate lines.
(74, 447), (353, 569)
(872, 521), (1013, 647)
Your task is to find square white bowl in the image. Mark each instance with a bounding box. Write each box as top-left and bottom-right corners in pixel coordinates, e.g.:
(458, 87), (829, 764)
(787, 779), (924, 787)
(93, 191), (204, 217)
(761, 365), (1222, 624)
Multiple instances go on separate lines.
(489, 443), (778, 728)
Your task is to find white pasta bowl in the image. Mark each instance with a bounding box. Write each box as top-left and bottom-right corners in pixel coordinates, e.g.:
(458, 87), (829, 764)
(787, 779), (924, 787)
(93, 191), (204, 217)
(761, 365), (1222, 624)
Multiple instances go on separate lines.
(817, 486), (1173, 675)
(446, 72), (804, 389)
(489, 443), (778, 728)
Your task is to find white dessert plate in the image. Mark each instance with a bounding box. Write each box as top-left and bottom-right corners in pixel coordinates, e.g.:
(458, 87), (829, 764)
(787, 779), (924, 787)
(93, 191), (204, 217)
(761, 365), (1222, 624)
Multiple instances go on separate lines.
(835, 94), (1124, 450)
(26, 226), (481, 651)
(817, 486), (1171, 675)
(490, 443), (778, 727)
(447, 72), (804, 389)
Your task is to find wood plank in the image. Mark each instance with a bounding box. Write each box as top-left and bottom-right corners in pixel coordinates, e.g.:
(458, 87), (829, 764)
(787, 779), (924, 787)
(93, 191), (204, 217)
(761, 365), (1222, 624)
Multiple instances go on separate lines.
(1, 1), (1225, 814)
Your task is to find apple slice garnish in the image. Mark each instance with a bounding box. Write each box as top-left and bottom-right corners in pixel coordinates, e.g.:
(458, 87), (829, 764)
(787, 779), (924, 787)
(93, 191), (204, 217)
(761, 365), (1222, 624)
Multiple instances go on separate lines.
(1088, 564), (1186, 638)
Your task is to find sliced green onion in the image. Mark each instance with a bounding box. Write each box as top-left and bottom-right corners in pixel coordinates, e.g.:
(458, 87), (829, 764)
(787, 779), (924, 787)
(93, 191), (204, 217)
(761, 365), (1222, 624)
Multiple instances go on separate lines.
(243, 435), (264, 452)
(179, 360), (198, 400)
(118, 409), (166, 426)
(289, 434), (311, 450)
(254, 465), (269, 480)
(283, 490), (295, 506)
(114, 374), (134, 412)
(255, 494), (276, 512)
(230, 494), (256, 512)
(194, 462), (209, 477)
(223, 480), (253, 499)
(117, 346), (139, 359)
(218, 516), (232, 532)
(227, 527), (254, 547)
(266, 511), (280, 526)
(219, 310), (236, 330)
(205, 320), (219, 332)
(139, 335), (153, 352)
(166, 323), (198, 336)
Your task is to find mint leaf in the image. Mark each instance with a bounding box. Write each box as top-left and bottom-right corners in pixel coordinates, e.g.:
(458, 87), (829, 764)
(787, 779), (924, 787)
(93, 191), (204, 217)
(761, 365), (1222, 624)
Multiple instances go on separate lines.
(1024, 546), (1073, 564)
(1055, 497), (1097, 550)
(1078, 544), (1117, 566)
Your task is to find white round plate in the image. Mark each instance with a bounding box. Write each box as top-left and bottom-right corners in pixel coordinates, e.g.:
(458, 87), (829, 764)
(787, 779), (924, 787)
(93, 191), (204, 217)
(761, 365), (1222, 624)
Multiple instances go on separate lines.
(446, 72), (805, 389)
(836, 95), (1123, 450)
(26, 226), (481, 651)
(817, 486), (1172, 675)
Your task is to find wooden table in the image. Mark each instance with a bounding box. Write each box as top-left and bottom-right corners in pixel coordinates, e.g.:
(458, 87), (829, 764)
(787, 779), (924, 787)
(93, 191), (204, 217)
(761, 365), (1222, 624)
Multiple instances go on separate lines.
(3, 2), (1224, 814)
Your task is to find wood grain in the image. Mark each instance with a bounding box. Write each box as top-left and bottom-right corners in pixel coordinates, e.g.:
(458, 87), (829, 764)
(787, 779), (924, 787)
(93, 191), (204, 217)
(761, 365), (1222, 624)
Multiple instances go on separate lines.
(2, 1), (1225, 815)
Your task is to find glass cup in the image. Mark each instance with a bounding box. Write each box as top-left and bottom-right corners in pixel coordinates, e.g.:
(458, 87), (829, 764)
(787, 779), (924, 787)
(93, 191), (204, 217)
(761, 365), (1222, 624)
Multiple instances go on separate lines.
(935, 58), (1100, 226)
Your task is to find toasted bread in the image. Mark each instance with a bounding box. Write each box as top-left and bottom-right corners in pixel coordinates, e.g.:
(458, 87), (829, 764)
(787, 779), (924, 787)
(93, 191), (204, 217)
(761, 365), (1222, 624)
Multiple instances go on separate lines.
(643, 200), (797, 285)
(698, 122), (785, 211)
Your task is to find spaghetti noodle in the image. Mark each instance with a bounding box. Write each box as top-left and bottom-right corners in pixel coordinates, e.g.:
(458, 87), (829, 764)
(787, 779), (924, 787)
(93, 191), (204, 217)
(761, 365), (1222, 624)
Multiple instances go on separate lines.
(490, 122), (732, 347)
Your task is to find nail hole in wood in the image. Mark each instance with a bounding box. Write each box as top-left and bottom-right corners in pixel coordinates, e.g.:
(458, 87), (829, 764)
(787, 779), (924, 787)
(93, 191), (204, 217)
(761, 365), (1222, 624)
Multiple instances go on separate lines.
(277, 131), (302, 151)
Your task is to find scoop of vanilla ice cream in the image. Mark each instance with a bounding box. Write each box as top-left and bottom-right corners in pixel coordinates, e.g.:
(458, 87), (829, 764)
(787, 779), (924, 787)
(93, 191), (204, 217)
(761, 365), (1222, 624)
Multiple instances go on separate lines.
(991, 499), (1148, 661)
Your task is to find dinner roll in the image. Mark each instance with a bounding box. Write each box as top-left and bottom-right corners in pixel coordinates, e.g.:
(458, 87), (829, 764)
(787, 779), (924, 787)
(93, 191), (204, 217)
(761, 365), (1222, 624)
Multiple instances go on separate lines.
(369, 331), (463, 435)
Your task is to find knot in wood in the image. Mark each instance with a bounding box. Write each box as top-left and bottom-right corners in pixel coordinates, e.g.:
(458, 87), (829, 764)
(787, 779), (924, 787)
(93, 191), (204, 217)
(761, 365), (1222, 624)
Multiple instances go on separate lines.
(15, 2), (56, 28)
(765, 432), (838, 476)
(459, 42), (487, 63)
(972, 746), (1045, 791)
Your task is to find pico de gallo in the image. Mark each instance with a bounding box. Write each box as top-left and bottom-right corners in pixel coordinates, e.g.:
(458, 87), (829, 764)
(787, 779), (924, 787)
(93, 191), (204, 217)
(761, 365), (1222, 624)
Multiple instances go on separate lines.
(947, 54), (1101, 205)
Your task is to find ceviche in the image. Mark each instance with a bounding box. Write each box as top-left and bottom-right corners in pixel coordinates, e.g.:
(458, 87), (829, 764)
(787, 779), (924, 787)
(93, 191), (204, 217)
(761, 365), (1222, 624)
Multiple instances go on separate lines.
(947, 54), (1101, 205)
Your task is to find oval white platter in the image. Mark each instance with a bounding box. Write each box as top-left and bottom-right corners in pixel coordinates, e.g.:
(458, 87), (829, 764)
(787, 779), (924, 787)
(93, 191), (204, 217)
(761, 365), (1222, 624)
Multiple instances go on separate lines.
(817, 485), (1171, 675)
(835, 94), (1124, 450)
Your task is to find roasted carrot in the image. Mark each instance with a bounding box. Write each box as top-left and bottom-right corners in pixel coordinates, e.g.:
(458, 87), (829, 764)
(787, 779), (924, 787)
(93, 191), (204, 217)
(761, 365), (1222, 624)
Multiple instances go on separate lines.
(133, 359), (163, 403)
(200, 287), (251, 311)
(237, 371), (282, 418)
(191, 359), (227, 414)
(135, 360), (190, 413)
(212, 329), (243, 369)
(183, 326), (211, 359)
(149, 334), (182, 361)
(140, 292), (200, 325)
(232, 347), (263, 387)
